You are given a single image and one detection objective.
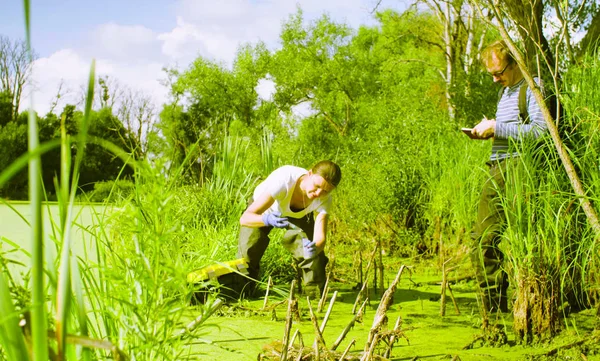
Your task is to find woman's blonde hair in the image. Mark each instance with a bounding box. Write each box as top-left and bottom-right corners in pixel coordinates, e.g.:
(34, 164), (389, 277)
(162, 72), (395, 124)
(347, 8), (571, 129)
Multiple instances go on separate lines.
(311, 160), (342, 187)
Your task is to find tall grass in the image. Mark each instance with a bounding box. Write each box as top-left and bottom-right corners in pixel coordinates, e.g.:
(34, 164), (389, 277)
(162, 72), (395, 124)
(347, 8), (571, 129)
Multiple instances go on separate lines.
(420, 129), (490, 256)
(23, 0), (48, 357)
(562, 51), (600, 308)
(1, 2), (226, 360)
(492, 51), (600, 342)
(414, 50), (600, 343)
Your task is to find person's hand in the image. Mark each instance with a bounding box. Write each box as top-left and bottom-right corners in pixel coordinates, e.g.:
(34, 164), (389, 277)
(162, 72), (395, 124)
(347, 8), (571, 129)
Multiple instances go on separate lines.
(472, 117), (496, 139)
(302, 238), (318, 259)
(262, 211), (289, 228)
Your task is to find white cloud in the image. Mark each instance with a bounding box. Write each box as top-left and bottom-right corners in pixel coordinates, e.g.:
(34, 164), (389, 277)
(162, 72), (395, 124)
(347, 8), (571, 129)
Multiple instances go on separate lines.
(92, 23), (161, 62)
(166, 0), (379, 67)
(21, 0), (389, 117)
(157, 17), (237, 64)
(255, 78), (276, 101)
(24, 49), (96, 114)
(291, 102), (317, 118)
(24, 49), (166, 116)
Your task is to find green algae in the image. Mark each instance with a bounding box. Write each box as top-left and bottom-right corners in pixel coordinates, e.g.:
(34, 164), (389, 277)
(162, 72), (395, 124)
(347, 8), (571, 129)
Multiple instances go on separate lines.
(191, 267), (599, 361)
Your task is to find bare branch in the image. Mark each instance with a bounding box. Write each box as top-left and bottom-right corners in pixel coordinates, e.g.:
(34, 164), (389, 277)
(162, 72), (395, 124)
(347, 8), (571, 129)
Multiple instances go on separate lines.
(370, 0), (384, 14)
(0, 35), (36, 120)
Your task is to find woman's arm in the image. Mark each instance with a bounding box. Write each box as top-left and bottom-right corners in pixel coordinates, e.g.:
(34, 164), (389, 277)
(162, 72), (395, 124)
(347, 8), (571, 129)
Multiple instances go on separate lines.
(240, 192), (276, 227)
(312, 212), (328, 251)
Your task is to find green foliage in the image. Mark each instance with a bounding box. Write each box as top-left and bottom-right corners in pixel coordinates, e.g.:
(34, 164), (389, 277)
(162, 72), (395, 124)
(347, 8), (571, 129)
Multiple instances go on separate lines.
(0, 103), (138, 200)
(0, 91), (13, 126)
(86, 179), (135, 203)
(0, 120), (28, 198)
(4, 2), (600, 357)
(271, 9), (373, 136)
(158, 43), (272, 183)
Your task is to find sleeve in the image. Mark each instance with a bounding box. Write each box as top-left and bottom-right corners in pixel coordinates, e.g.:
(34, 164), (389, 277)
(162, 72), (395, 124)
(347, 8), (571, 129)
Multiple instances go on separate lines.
(261, 168), (288, 201)
(315, 196), (332, 215)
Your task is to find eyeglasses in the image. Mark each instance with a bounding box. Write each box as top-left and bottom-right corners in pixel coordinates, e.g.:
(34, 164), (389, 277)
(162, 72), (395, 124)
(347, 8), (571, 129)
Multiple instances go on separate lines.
(489, 63), (511, 78)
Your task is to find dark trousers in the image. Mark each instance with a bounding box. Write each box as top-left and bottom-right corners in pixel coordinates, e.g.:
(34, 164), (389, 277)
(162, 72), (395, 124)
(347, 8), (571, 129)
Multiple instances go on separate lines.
(470, 158), (512, 312)
(237, 214), (328, 290)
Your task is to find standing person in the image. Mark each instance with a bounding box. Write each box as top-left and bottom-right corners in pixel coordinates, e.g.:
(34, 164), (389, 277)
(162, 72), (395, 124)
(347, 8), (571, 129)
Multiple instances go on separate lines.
(469, 40), (547, 313)
(238, 160), (341, 297)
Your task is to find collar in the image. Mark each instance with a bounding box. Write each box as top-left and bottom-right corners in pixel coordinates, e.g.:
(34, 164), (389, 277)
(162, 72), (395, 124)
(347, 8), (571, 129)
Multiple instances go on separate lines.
(507, 77), (525, 91)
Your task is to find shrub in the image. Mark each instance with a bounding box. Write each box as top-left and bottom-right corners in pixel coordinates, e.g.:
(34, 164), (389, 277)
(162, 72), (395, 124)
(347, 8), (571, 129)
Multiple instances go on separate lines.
(87, 179), (135, 202)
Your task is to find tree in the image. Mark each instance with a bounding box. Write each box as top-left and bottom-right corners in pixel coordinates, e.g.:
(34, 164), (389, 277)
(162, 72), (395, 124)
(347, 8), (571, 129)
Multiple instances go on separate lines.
(270, 10), (364, 136)
(159, 43), (270, 181)
(0, 118), (28, 198)
(79, 107), (136, 191)
(115, 88), (157, 160)
(0, 35), (35, 122)
(578, 5), (600, 56)
(417, 0), (494, 121)
(0, 90), (13, 127)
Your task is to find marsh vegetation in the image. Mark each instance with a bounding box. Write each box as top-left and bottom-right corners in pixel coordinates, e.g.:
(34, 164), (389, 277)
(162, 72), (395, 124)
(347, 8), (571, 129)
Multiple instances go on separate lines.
(2, 0), (600, 360)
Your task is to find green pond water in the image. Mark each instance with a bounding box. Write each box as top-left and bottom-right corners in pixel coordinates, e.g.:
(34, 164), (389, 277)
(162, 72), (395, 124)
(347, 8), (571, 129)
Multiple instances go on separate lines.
(0, 202), (106, 283)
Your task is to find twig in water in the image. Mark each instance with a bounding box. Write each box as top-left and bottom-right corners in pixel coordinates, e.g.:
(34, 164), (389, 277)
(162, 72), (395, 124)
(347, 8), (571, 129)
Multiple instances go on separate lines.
(280, 280), (296, 361)
(320, 291), (338, 334)
(338, 339), (355, 361)
(307, 297), (328, 352)
(364, 265), (406, 353)
(318, 274), (331, 313)
(383, 316), (402, 359)
(361, 333), (380, 361)
(447, 282), (460, 315)
(332, 300), (368, 351)
(289, 329), (303, 348)
(352, 281), (368, 314)
(263, 276), (272, 310)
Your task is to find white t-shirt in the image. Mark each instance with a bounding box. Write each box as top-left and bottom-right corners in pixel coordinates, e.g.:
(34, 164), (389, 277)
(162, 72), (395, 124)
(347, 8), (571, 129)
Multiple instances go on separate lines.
(254, 165), (332, 218)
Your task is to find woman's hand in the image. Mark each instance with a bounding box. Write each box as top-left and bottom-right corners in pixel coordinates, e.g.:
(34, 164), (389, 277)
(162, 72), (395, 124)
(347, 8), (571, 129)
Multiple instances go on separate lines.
(302, 238), (318, 259)
(262, 211), (289, 228)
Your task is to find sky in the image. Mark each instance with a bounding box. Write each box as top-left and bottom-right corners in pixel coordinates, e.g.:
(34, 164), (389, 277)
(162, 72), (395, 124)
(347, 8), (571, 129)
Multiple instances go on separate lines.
(0, 0), (397, 116)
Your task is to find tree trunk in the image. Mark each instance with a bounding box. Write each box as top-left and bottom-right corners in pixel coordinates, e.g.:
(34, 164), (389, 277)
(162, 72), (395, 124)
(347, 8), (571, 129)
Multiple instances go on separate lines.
(513, 269), (560, 343)
(501, 0), (554, 74)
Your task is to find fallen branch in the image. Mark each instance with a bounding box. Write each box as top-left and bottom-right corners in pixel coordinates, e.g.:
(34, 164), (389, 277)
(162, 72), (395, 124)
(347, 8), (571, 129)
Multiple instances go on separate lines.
(332, 299), (368, 351)
(425, 274), (474, 285)
(364, 265), (406, 353)
(462, 335), (485, 350)
(541, 334), (600, 357)
(178, 298), (224, 338)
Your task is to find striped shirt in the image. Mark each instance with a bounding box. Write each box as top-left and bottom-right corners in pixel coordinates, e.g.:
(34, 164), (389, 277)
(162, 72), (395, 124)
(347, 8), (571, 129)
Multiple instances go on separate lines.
(491, 77), (547, 161)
